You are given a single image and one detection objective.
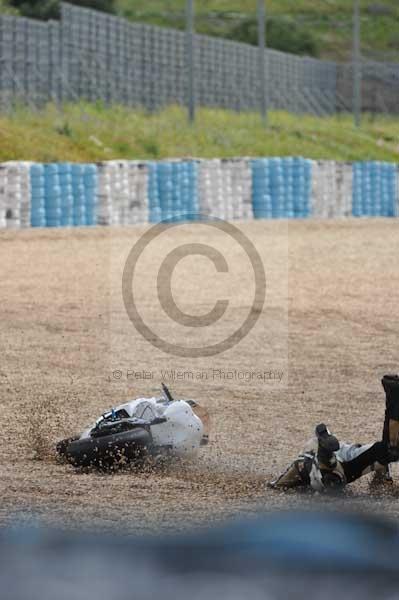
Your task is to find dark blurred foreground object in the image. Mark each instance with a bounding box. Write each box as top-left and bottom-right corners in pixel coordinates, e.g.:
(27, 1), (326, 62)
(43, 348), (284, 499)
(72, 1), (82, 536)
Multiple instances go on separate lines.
(2, 511), (399, 600)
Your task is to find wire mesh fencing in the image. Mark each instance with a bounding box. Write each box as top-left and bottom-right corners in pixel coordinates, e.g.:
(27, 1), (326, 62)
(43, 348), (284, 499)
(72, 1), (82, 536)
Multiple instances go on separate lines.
(0, 2), (397, 116)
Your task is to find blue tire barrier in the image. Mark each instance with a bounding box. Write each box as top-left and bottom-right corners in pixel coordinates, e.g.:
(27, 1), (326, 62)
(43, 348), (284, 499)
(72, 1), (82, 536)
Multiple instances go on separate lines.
(3, 159), (399, 230)
(251, 158), (312, 219)
(149, 160), (198, 222)
(83, 164), (98, 226)
(43, 164), (61, 228)
(71, 164), (86, 226)
(30, 164), (46, 228)
(352, 161), (397, 218)
(58, 163), (73, 227)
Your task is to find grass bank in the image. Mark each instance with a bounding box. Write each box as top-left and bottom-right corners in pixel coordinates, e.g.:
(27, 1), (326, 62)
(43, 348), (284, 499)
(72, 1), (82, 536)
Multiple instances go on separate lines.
(1, 103), (398, 163)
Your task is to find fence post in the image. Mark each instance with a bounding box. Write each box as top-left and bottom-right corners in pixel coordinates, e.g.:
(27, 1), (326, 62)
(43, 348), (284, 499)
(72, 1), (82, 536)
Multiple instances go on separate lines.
(353, 0), (361, 127)
(257, 0), (267, 125)
(186, 0), (195, 123)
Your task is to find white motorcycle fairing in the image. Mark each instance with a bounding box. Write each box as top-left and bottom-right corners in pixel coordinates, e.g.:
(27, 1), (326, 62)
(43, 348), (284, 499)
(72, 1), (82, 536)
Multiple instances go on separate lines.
(80, 397), (204, 458)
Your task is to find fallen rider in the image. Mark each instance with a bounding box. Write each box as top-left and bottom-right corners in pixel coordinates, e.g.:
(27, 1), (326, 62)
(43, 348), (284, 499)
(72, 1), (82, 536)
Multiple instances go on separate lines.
(269, 374), (399, 491)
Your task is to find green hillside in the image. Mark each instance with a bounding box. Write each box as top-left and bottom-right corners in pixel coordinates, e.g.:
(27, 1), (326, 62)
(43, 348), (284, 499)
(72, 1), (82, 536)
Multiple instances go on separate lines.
(115, 0), (399, 61)
(0, 0), (17, 14)
(1, 103), (398, 163)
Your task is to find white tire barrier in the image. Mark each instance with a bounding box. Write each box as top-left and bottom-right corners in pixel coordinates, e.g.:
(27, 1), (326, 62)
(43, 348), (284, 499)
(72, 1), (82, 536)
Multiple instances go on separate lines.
(0, 161), (33, 228)
(97, 161), (149, 226)
(198, 159), (253, 220)
(311, 161), (352, 218)
(0, 158), (397, 229)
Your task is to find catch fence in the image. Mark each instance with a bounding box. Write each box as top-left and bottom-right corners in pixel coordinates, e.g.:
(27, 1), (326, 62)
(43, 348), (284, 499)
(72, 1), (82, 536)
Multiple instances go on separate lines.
(0, 3), (397, 116)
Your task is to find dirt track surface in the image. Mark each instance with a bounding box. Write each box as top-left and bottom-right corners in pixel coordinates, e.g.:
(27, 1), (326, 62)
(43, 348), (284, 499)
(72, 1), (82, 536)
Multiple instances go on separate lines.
(1, 219), (399, 533)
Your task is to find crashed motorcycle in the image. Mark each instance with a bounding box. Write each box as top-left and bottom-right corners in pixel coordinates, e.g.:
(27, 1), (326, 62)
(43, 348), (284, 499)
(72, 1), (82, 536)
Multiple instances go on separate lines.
(56, 384), (210, 469)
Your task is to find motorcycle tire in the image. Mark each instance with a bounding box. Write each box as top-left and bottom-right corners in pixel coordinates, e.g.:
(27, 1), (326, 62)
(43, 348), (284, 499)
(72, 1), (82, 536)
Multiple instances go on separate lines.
(56, 437), (79, 457)
(65, 427), (152, 468)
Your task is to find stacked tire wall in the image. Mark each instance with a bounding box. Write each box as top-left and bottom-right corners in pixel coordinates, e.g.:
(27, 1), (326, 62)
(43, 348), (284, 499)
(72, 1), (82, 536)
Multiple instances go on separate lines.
(0, 158), (398, 228)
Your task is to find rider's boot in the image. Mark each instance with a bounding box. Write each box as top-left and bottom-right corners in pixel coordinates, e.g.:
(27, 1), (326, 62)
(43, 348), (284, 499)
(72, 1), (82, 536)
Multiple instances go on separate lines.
(315, 423), (340, 468)
(372, 375), (399, 485)
(314, 424), (346, 489)
(382, 374), (399, 461)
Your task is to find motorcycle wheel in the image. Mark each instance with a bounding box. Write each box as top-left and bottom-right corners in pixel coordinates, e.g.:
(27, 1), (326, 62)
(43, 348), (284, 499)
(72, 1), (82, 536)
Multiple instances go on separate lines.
(56, 437), (79, 457)
(64, 427), (152, 469)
